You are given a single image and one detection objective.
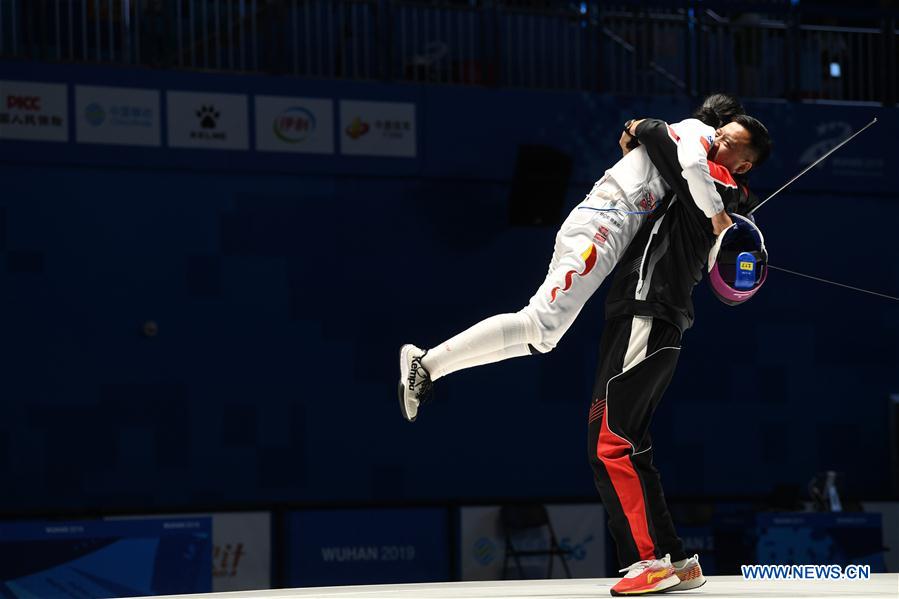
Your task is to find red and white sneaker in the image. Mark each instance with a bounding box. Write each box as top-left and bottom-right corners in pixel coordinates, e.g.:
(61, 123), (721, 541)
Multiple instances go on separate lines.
(610, 554), (679, 596)
(669, 554), (706, 591)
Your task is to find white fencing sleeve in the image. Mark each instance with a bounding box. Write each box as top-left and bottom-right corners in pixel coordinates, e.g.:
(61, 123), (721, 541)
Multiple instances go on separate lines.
(672, 118), (724, 218)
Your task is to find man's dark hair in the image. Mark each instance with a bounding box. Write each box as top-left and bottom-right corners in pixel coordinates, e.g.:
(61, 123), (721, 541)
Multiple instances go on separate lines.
(693, 93), (744, 128)
(732, 114), (771, 167)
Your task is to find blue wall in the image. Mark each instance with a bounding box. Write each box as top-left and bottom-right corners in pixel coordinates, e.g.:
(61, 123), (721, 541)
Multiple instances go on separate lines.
(0, 62), (896, 514)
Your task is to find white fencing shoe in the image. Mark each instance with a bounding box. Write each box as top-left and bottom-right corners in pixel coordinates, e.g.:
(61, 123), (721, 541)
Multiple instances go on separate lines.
(398, 344), (433, 422)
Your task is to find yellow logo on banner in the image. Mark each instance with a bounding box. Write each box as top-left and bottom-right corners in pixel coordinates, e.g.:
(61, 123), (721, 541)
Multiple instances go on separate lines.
(739, 261), (754, 271)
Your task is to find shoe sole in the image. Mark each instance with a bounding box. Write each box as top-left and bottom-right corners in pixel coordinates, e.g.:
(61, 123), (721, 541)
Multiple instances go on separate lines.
(665, 578), (707, 592)
(610, 575), (680, 596)
(398, 344), (416, 422)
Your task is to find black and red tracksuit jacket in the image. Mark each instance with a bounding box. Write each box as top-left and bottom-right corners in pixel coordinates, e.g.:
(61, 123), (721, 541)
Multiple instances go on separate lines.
(605, 118), (760, 332)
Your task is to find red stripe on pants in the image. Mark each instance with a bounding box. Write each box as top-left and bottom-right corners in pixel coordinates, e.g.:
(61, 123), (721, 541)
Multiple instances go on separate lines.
(597, 406), (656, 560)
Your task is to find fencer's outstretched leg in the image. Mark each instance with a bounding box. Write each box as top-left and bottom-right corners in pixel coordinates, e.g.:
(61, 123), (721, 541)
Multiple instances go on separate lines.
(398, 188), (645, 422)
(397, 313), (536, 422)
(421, 312), (539, 380)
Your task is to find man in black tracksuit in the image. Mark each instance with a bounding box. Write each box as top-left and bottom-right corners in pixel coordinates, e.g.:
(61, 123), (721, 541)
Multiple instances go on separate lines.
(588, 116), (769, 591)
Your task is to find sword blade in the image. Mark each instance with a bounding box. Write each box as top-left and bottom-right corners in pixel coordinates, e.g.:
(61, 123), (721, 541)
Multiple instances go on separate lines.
(768, 264), (899, 302)
(750, 117), (878, 216)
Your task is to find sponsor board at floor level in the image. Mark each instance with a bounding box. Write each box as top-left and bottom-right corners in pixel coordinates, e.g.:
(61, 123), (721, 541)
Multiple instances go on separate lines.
(106, 511), (271, 592)
(459, 504), (606, 580)
(286, 507), (448, 586)
(0, 517), (212, 595)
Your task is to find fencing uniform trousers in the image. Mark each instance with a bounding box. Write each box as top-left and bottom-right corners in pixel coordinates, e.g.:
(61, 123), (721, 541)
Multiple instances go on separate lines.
(424, 187), (645, 381)
(524, 188), (645, 353)
(587, 315), (687, 569)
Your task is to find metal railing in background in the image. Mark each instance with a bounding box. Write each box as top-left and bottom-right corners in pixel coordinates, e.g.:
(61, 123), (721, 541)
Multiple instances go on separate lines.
(600, 5), (689, 96)
(795, 24), (882, 103)
(497, 5), (588, 90)
(0, 0), (144, 64)
(394, 2), (483, 85)
(0, 0), (895, 104)
(286, 0), (380, 79)
(698, 13), (791, 100)
(171, 0), (380, 77)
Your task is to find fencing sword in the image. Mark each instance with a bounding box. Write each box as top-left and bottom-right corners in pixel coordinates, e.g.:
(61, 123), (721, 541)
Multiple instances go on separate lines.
(745, 117), (897, 302)
(767, 265), (899, 303)
(749, 117), (878, 216)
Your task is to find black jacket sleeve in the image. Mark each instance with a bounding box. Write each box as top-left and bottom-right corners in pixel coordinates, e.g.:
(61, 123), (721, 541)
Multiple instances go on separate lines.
(633, 119), (711, 226)
(635, 118), (748, 220)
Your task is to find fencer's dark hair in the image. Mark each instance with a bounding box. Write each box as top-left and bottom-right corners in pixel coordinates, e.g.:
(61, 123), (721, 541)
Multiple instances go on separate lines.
(693, 93), (745, 128)
(732, 114), (771, 167)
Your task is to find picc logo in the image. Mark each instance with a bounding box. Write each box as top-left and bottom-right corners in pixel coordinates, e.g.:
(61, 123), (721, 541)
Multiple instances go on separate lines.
(7, 96), (41, 111)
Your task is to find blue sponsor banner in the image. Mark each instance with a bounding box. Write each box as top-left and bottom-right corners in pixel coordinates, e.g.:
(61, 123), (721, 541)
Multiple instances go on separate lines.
(286, 508), (449, 587)
(0, 60), (893, 195)
(756, 512), (886, 571)
(0, 60), (422, 179)
(0, 517), (212, 597)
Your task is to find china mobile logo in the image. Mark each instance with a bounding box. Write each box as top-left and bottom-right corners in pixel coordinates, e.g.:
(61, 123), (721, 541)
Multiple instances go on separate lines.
(213, 543), (246, 578)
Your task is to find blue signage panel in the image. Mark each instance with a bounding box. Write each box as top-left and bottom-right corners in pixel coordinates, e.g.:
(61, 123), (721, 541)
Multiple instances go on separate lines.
(0, 517), (212, 597)
(286, 508), (449, 587)
(756, 512), (885, 571)
(0, 60), (894, 196)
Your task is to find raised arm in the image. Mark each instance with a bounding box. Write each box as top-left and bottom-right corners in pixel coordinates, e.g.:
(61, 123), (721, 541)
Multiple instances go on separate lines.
(628, 118), (736, 234)
(672, 118), (726, 218)
(626, 118), (726, 218)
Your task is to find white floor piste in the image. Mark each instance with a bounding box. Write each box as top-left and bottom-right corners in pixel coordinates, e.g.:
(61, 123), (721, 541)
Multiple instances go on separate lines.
(140, 574), (898, 599)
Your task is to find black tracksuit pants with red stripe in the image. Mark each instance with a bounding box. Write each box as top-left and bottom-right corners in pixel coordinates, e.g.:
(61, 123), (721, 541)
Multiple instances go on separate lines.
(587, 314), (687, 569)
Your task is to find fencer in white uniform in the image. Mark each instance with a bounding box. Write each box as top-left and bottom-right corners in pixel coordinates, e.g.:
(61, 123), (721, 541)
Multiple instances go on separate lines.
(399, 117), (726, 422)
